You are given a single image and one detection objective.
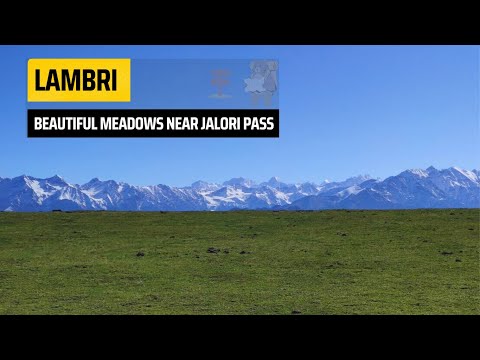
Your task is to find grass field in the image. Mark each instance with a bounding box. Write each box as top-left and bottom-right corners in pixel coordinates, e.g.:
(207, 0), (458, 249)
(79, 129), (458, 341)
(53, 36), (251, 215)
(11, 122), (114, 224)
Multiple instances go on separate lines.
(0, 209), (478, 314)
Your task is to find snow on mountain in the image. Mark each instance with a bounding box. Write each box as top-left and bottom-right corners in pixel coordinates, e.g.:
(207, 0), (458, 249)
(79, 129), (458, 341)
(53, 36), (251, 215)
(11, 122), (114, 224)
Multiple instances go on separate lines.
(0, 175), (93, 211)
(203, 184), (292, 210)
(222, 177), (256, 188)
(290, 167), (479, 210)
(320, 174), (374, 191)
(80, 179), (208, 211)
(190, 180), (221, 193)
(0, 167), (478, 212)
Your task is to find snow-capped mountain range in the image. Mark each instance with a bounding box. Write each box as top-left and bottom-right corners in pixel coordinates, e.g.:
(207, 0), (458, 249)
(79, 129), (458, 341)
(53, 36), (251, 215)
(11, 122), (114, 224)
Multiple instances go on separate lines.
(0, 166), (478, 212)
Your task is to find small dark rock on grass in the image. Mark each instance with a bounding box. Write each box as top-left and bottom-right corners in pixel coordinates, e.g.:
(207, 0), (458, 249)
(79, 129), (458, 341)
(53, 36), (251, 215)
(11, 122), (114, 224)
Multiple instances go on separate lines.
(240, 250), (251, 254)
(136, 251), (145, 257)
(440, 251), (453, 255)
(291, 310), (302, 315)
(207, 247), (220, 254)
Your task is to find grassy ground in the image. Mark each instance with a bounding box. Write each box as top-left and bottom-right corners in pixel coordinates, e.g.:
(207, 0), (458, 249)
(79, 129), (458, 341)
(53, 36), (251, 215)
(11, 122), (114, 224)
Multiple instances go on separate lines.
(0, 209), (478, 314)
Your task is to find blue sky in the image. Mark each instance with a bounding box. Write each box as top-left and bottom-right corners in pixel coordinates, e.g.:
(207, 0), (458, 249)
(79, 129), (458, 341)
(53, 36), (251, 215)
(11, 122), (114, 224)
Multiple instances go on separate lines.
(0, 45), (478, 186)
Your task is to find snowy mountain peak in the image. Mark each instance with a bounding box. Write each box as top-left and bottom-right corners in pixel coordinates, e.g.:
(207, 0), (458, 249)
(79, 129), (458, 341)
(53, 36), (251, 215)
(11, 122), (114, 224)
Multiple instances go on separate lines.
(291, 166), (479, 210)
(1, 166), (478, 212)
(402, 168), (429, 178)
(191, 180), (220, 192)
(448, 166), (478, 181)
(350, 174), (371, 180)
(223, 177), (256, 188)
(342, 174), (373, 186)
(191, 180), (209, 187)
(46, 175), (68, 186)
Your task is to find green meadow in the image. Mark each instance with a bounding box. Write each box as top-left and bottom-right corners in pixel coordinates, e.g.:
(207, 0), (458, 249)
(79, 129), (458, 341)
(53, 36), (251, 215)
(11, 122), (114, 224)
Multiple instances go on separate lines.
(0, 209), (478, 314)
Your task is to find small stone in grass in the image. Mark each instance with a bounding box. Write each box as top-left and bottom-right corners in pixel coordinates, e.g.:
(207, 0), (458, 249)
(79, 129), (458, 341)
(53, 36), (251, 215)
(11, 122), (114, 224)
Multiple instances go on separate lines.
(136, 251), (145, 257)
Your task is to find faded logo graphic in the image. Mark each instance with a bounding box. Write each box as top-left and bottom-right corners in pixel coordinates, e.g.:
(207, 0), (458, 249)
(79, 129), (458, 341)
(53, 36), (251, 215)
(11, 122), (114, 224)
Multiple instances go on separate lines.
(209, 69), (232, 99)
(207, 60), (278, 107)
(244, 60), (278, 107)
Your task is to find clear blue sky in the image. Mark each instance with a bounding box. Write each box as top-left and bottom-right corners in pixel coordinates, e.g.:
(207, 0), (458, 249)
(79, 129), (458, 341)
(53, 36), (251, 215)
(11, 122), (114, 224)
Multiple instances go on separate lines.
(0, 45), (478, 186)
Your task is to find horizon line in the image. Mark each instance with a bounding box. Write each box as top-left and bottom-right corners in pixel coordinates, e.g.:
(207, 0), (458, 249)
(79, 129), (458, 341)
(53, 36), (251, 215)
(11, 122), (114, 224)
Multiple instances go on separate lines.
(1, 165), (479, 188)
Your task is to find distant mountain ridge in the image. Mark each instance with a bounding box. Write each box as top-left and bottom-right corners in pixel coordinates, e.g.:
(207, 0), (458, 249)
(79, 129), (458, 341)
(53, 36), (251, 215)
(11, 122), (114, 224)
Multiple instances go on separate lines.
(0, 166), (478, 211)
(287, 166), (479, 210)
